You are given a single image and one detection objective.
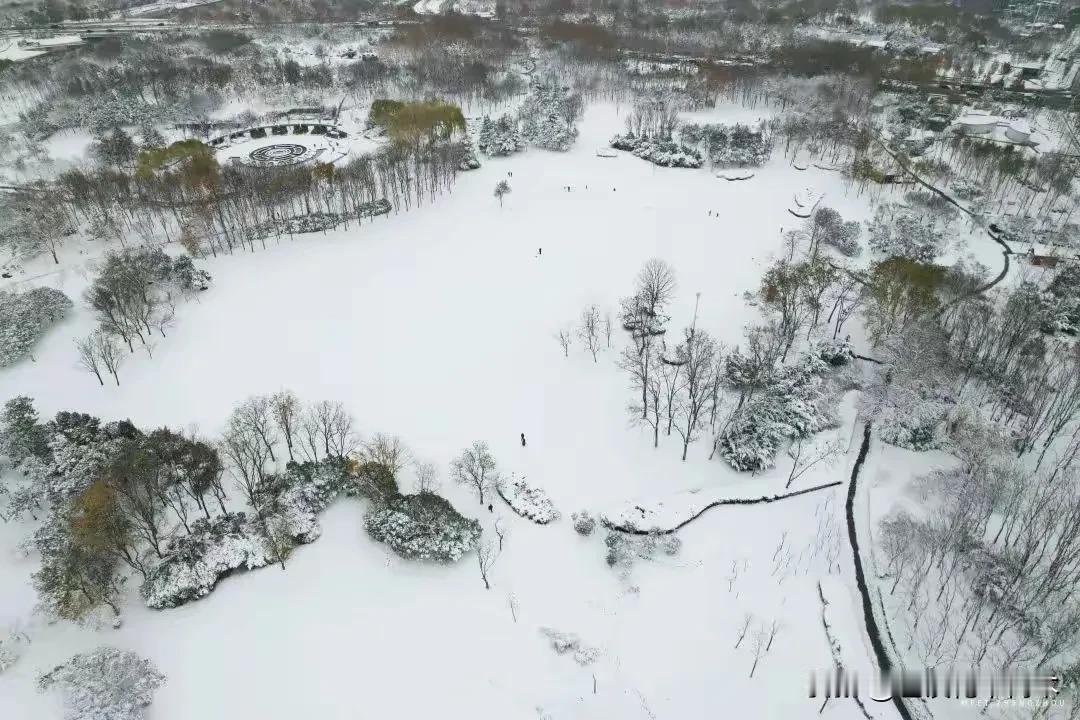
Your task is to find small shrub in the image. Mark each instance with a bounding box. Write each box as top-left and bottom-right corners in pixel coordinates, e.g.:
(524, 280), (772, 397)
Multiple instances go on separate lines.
(572, 511), (596, 536)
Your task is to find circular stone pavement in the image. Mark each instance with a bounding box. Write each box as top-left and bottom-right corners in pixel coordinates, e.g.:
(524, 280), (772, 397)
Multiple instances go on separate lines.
(249, 143), (309, 163)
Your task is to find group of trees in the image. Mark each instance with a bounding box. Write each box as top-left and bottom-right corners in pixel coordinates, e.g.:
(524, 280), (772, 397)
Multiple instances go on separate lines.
(867, 203), (946, 262)
(615, 260), (730, 462)
(366, 99), (467, 150)
(477, 115), (525, 157)
(517, 77), (583, 151)
(879, 413), (1080, 677)
(0, 392), (346, 618)
(680, 121), (774, 168)
(17, 131), (467, 266)
(610, 232), (871, 472)
(76, 247), (209, 380)
(0, 389), (515, 616)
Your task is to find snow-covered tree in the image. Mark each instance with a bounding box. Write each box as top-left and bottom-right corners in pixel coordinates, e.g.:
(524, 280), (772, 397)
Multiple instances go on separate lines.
(0, 287), (72, 366)
(0, 395), (50, 464)
(810, 207), (861, 258)
(85, 248), (210, 354)
(477, 115), (523, 157)
(610, 133), (703, 168)
(868, 205), (944, 262)
(518, 78), (581, 151)
(38, 647), (165, 720)
(458, 135), (480, 170)
(680, 121), (773, 167)
(716, 353), (838, 472)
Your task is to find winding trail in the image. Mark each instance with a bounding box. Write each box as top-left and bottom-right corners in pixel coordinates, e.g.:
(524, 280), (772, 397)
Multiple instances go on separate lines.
(845, 421), (916, 720)
(871, 133), (1013, 303)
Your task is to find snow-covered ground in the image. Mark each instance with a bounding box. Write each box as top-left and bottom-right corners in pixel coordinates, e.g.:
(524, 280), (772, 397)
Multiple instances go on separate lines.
(0, 101), (943, 719)
(0, 34), (83, 62)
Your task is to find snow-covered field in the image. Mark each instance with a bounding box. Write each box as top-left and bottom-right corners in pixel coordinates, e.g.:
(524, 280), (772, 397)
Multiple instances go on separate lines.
(0, 101), (941, 719)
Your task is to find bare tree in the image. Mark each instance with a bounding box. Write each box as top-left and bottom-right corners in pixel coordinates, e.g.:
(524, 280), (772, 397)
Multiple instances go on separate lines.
(765, 619), (781, 651)
(621, 340), (663, 447)
(21, 194), (69, 264)
(413, 459), (440, 494)
(303, 400), (357, 459)
(635, 258), (677, 321)
(233, 396), (279, 463)
(477, 540), (500, 589)
(579, 304), (601, 362)
(618, 340), (655, 421)
(75, 334), (104, 386)
(451, 440), (499, 505)
(270, 390), (301, 462)
(748, 625), (769, 677)
(155, 297), (176, 338)
(760, 259), (810, 362)
(734, 613), (753, 648)
(659, 346), (685, 436)
(494, 180), (511, 208)
(555, 328), (571, 357)
(493, 515), (508, 550)
(785, 439), (843, 489)
(361, 433), (410, 476)
(94, 331), (124, 386)
(674, 329), (721, 461)
(603, 311), (613, 348)
(220, 406), (274, 516)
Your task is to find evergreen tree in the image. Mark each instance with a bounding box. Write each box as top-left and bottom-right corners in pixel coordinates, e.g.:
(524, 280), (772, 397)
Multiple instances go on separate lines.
(0, 396), (50, 464)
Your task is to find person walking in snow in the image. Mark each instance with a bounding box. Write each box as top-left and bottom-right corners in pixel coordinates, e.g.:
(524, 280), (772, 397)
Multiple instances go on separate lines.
(538, 248), (542, 256)
(521, 433), (526, 447)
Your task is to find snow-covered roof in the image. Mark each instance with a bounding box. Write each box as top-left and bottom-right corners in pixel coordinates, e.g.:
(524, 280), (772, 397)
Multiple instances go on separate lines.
(955, 113), (1000, 127)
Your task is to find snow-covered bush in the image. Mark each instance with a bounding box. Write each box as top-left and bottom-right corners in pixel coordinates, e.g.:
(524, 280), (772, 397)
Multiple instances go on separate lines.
(610, 133), (703, 168)
(717, 353), (838, 472)
(517, 79), (581, 151)
(38, 647), (165, 720)
(812, 337), (855, 366)
(497, 475), (559, 524)
(868, 206), (944, 262)
(0, 287), (72, 366)
(604, 531), (681, 568)
(950, 178), (984, 202)
(477, 115), (523, 157)
(365, 492), (481, 562)
(539, 627), (600, 666)
(571, 511), (596, 536)
(248, 201), (392, 243)
(141, 513), (269, 609)
(877, 399), (949, 451)
(0, 626), (29, 674)
(680, 121), (773, 167)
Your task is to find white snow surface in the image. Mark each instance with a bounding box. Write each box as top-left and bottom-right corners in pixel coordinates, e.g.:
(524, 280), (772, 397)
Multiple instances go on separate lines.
(0, 101), (931, 720)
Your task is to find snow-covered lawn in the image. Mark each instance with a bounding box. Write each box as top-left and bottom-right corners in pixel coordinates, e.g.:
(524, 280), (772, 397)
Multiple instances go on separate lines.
(0, 101), (916, 719)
